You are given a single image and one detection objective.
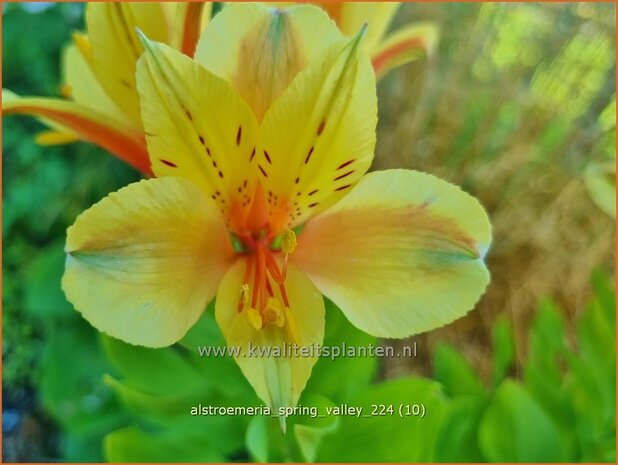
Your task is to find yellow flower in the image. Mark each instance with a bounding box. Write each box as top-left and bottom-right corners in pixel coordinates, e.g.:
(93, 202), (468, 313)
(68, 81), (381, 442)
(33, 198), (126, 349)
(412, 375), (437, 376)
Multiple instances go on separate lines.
(2, 2), (211, 174)
(301, 2), (439, 80)
(62, 4), (490, 417)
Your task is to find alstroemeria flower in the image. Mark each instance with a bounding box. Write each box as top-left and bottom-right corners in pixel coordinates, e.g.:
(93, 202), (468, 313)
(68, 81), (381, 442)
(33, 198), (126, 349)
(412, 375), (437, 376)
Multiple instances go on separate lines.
(2, 2), (210, 174)
(62, 4), (490, 415)
(307, 2), (439, 80)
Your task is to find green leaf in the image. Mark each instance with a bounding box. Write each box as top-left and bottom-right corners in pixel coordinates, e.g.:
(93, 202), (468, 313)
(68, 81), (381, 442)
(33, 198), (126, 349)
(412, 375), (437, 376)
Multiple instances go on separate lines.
(246, 416), (269, 463)
(434, 396), (486, 462)
(305, 300), (378, 401)
(105, 425), (226, 462)
(490, 316), (515, 389)
(433, 343), (486, 397)
(292, 394), (339, 462)
(40, 320), (126, 435)
(23, 240), (73, 318)
(103, 336), (208, 396)
(478, 380), (567, 462)
(524, 299), (574, 427)
(316, 377), (447, 462)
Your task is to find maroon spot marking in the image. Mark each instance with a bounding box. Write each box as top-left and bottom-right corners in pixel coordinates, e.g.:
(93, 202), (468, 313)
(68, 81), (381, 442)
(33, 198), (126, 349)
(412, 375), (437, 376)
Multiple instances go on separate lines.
(250, 148), (256, 161)
(243, 179), (248, 188)
(238, 187), (242, 193)
(335, 184), (352, 191)
(336, 159), (355, 170)
(215, 191), (220, 196)
(308, 202), (319, 208)
(199, 135), (205, 145)
(160, 159), (177, 168)
(317, 119), (326, 136)
(211, 195), (216, 199)
(308, 189), (318, 196)
(305, 146), (314, 164)
(212, 160), (218, 168)
(263, 150), (272, 164)
(206, 147), (212, 157)
(218, 170), (224, 178)
(334, 170), (354, 181)
(236, 126), (242, 146)
(183, 107), (193, 121)
(258, 165), (268, 177)
(120, 79), (132, 89)
(295, 177), (300, 184)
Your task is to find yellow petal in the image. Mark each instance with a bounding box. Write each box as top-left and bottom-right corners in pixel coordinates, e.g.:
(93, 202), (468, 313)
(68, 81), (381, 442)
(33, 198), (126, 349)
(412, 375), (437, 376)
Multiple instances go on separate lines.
(136, 35), (259, 232)
(195, 3), (342, 121)
(62, 43), (131, 125)
(335, 2), (400, 54)
(63, 177), (234, 348)
(86, 2), (170, 124)
(3, 91), (151, 174)
(292, 169), (491, 338)
(256, 31), (377, 233)
(371, 22), (439, 80)
(170, 2), (212, 57)
(215, 259), (324, 410)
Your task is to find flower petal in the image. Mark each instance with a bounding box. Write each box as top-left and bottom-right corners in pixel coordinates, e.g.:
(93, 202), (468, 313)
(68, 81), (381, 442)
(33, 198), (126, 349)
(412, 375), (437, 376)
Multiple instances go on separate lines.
(136, 35), (260, 233)
(62, 43), (131, 125)
(170, 2), (212, 57)
(334, 2), (400, 54)
(292, 169), (492, 338)
(257, 32), (377, 233)
(63, 177), (234, 348)
(215, 260), (324, 410)
(371, 22), (439, 80)
(2, 90), (150, 174)
(195, 3), (342, 121)
(86, 2), (170, 124)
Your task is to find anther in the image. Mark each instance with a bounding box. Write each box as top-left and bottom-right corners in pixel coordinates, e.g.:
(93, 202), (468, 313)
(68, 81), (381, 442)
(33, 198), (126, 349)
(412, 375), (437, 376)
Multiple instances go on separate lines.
(264, 298), (285, 328)
(245, 307), (263, 330)
(281, 229), (297, 254)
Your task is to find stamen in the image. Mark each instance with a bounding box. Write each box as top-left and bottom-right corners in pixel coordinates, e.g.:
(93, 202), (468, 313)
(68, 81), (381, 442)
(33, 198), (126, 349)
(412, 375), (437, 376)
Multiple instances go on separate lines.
(264, 297), (285, 328)
(237, 283), (250, 312)
(281, 229), (297, 254)
(245, 307), (263, 329)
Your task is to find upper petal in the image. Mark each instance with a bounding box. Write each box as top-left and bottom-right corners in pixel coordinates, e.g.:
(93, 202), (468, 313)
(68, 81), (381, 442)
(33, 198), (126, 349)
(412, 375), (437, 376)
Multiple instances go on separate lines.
(292, 169), (492, 338)
(256, 31), (377, 233)
(86, 2), (170, 125)
(136, 35), (260, 233)
(335, 2), (400, 54)
(63, 177), (234, 347)
(215, 259), (324, 412)
(169, 2), (212, 57)
(62, 43), (131, 125)
(195, 3), (342, 121)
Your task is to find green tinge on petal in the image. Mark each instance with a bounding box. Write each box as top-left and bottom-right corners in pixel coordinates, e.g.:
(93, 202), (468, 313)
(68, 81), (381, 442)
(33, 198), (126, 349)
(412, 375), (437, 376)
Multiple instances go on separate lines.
(63, 177), (233, 348)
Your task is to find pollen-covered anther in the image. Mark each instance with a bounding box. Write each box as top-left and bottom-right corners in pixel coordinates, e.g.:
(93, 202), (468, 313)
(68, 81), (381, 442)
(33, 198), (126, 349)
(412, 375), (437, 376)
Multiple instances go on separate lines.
(281, 229), (297, 254)
(264, 297), (285, 328)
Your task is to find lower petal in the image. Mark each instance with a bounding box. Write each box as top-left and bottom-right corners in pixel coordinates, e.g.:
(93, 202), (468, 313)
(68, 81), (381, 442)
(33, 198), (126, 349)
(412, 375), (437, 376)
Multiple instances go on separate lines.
(63, 177), (234, 347)
(293, 169), (491, 338)
(215, 260), (324, 412)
